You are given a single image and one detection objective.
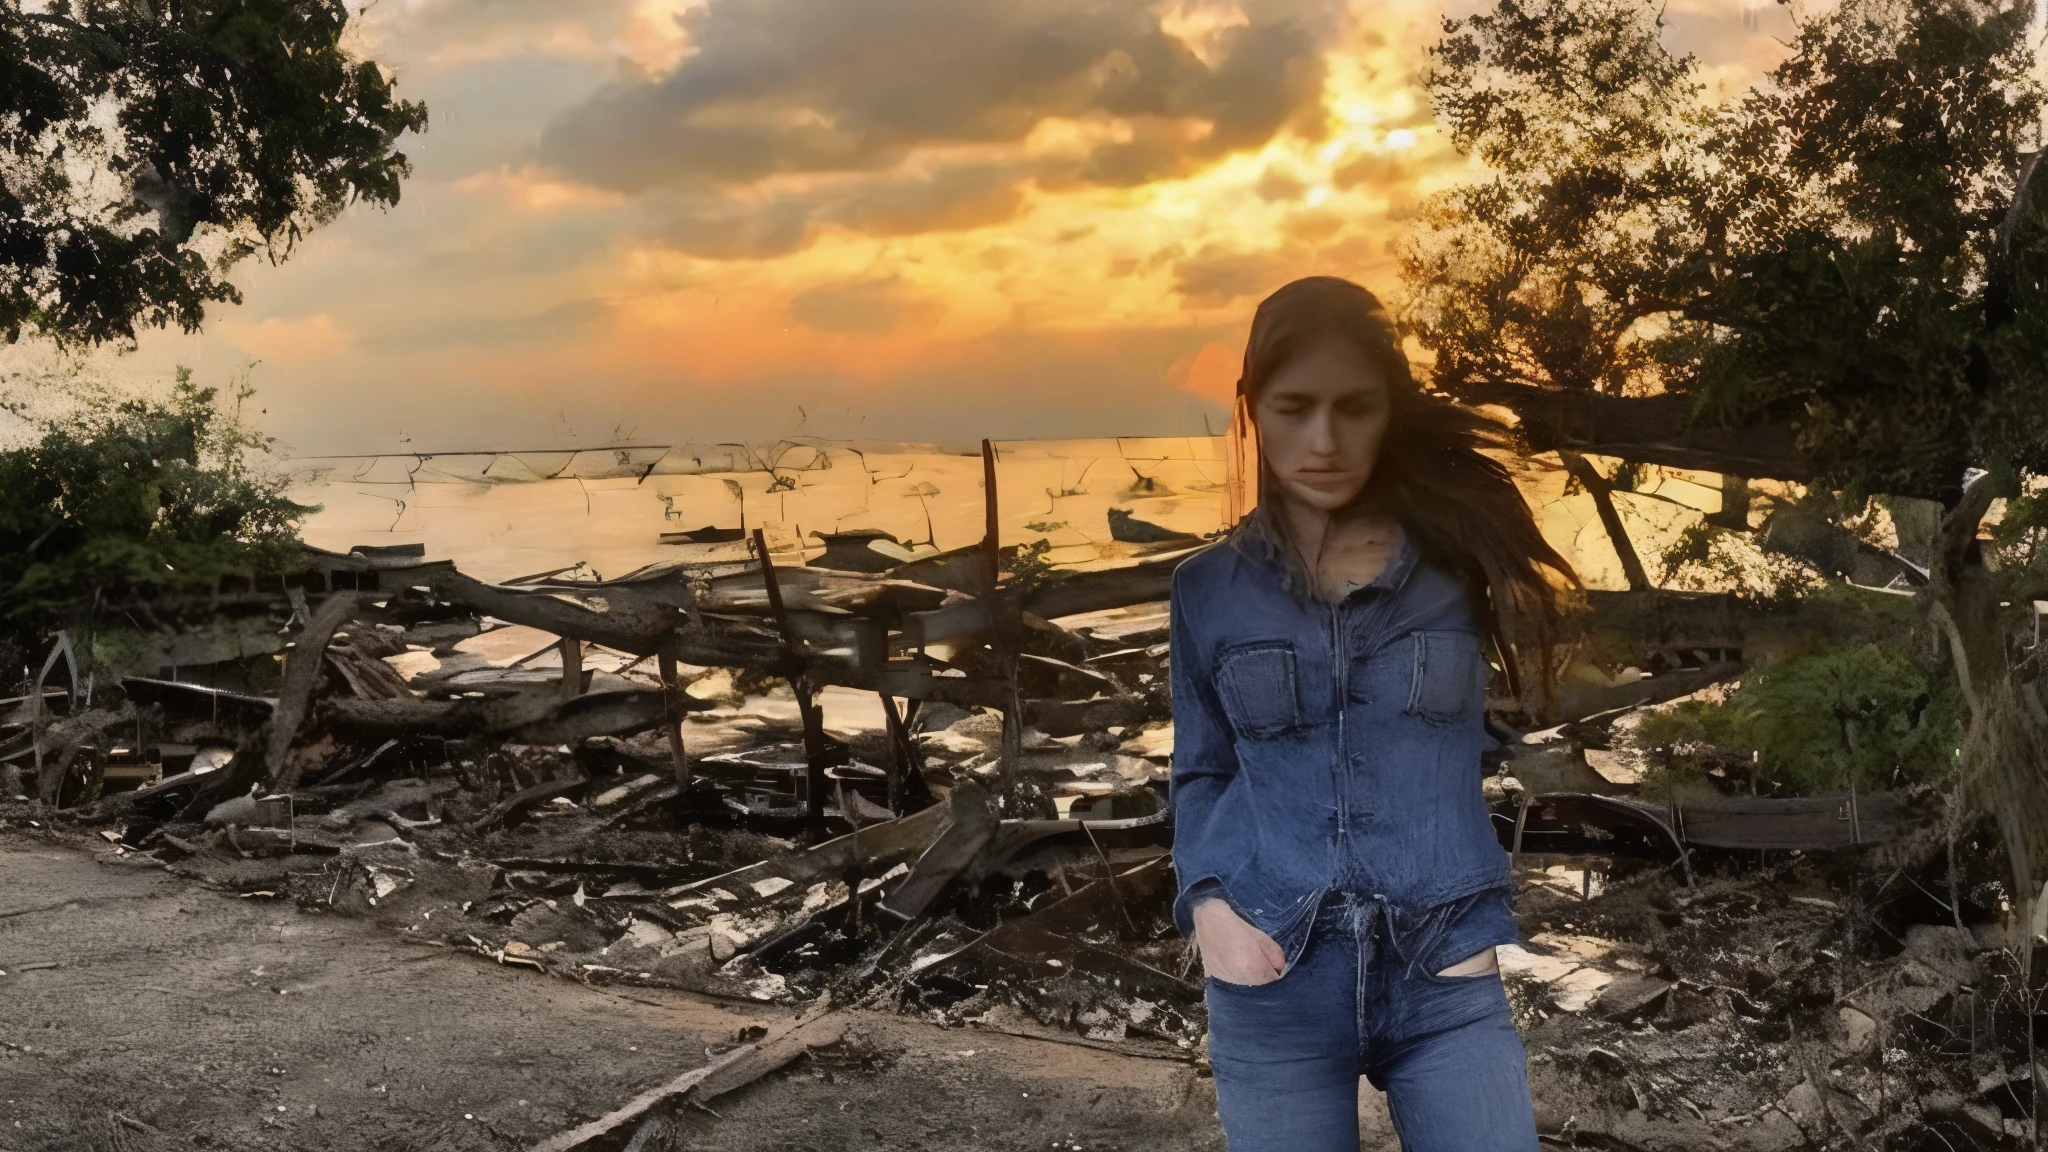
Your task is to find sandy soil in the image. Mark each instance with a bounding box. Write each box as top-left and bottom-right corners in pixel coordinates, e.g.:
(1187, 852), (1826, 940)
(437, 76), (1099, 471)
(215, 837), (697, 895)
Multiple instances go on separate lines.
(0, 830), (1241, 1152)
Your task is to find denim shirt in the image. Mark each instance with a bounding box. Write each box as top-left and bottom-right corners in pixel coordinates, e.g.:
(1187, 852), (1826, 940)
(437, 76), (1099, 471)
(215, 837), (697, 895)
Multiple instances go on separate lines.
(1169, 502), (1521, 973)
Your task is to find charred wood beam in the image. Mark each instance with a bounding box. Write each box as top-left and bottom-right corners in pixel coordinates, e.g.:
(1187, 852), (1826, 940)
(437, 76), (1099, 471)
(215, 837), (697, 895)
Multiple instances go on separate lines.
(875, 779), (998, 928)
(673, 612), (785, 669)
(559, 637), (583, 702)
(322, 689), (703, 745)
(859, 661), (1010, 709)
(754, 527), (836, 844)
(888, 541), (1006, 597)
(527, 1010), (848, 1152)
(1549, 661), (1743, 725)
(664, 791), (955, 908)
(654, 635), (689, 785)
(1756, 502), (1927, 589)
(983, 439), (1024, 809)
(879, 693), (936, 813)
(1673, 791), (1914, 850)
(1494, 789), (1920, 856)
(904, 856), (1195, 1002)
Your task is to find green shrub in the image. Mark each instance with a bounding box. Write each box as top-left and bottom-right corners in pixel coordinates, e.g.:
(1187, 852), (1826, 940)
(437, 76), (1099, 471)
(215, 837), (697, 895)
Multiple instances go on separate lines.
(1633, 642), (1963, 795)
(0, 370), (311, 682)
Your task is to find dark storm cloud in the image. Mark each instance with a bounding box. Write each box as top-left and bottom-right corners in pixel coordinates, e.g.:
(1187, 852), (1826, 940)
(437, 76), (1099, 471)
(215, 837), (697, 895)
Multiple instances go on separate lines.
(535, 0), (1339, 247)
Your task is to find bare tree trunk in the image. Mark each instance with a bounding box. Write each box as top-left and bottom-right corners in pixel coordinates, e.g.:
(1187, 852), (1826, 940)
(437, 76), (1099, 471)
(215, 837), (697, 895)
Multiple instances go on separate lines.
(1559, 450), (1652, 591)
(1937, 476), (2048, 977)
(267, 593), (369, 791)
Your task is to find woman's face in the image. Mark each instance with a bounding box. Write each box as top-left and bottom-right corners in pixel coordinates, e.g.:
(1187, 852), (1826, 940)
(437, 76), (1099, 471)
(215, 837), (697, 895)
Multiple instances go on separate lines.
(1252, 337), (1393, 513)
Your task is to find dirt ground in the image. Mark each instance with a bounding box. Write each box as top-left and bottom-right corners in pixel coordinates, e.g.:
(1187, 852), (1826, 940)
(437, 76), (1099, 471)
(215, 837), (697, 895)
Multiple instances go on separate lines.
(0, 829), (1288, 1152)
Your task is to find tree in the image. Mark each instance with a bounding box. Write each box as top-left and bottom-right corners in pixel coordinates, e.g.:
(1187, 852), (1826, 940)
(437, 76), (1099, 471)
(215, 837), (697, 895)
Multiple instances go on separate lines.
(1407, 0), (2048, 938)
(0, 0), (426, 346)
(1401, 0), (1726, 587)
(1406, 0), (2048, 503)
(0, 370), (310, 686)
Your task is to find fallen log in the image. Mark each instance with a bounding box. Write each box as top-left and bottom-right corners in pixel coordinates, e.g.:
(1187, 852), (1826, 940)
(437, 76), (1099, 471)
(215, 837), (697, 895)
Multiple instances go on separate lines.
(1570, 587), (1919, 661)
(1450, 381), (1815, 482)
(325, 645), (413, 700)
(1548, 661), (1742, 726)
(267, 592), (371, 791)
(433, 571), (682, 656)
(323, 689), (707, 745)
(694, 568), (949, 618)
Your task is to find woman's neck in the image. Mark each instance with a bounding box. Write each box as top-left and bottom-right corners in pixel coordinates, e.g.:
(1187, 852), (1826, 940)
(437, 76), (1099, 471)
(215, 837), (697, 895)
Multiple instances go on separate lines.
(1274, 495), (1404, 602)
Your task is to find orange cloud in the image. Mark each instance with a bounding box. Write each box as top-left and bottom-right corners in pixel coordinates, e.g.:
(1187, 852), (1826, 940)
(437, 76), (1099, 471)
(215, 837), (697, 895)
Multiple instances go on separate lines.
(1168, 340), (1243, 404)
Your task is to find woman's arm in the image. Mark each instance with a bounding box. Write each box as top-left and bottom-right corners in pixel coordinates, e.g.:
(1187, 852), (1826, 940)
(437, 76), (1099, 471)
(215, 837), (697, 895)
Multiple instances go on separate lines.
(1166, 563), (1244, 931)
(1168, 565), (1287, 983)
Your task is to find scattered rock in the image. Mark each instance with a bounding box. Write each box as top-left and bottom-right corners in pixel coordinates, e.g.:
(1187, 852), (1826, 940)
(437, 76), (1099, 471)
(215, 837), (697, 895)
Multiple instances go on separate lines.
(1837, 1006), (1877, 1056)
(1594, 974), (1672, 1022)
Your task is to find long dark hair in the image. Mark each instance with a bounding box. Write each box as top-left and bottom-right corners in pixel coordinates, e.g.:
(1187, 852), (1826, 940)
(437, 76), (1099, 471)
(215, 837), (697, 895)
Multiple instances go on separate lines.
(1229, 276), (1579, 697)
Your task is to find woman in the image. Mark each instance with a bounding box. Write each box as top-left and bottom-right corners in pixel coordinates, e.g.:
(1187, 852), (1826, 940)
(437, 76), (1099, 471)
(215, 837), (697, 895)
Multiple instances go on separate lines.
(1170, 276), (1577, 1151)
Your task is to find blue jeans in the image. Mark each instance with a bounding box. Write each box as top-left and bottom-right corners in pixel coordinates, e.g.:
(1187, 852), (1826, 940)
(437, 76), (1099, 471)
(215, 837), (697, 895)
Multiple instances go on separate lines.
(1204, 891), (1540, 1151)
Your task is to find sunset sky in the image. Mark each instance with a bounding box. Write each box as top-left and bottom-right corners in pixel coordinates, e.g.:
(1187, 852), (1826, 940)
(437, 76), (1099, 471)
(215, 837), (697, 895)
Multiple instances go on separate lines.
(33, 0), (1797, 456)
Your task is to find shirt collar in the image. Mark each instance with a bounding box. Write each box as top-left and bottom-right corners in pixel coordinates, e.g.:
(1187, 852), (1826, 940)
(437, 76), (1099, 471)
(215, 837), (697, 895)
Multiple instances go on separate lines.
(1233, 499), (1419, 603)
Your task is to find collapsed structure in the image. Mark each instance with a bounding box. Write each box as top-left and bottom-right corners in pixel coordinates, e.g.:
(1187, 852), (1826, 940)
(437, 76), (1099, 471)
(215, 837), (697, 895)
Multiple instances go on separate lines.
(2, 445), (2030, 1150)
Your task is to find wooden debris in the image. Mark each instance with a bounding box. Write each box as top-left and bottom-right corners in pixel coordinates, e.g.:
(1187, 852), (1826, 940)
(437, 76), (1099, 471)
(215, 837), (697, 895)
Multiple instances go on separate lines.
(526, 1008), (848, 1152)
(266, 592), (371, 791)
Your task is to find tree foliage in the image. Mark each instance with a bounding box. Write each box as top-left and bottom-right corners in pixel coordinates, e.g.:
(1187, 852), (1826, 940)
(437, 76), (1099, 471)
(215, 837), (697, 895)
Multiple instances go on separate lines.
(0, 370), (310, 674)
(1405, 0), (1712, 398)
(1633, 641), (1965, 795)
(1405, 0), (2048, 504)
(0, 0), (426, 346)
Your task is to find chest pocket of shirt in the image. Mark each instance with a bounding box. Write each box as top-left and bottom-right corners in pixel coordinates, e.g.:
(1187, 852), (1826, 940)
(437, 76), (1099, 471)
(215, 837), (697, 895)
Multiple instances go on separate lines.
(1405, 629), (1483, 725)
(1215, 641), (1301, 739)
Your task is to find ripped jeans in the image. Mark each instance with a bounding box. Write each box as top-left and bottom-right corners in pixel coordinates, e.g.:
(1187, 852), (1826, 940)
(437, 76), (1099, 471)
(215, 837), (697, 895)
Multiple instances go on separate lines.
(1204, 890), (1540, 1152)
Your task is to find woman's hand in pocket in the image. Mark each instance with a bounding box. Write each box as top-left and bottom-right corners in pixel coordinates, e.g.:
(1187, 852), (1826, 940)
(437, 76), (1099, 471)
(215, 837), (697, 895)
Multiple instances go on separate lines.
(1193, 898), (1285, 985)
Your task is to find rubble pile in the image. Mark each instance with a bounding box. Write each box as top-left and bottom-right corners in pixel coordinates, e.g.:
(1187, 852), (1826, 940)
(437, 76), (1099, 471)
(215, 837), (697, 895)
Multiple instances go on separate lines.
(1, 521), (2035, 1150)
